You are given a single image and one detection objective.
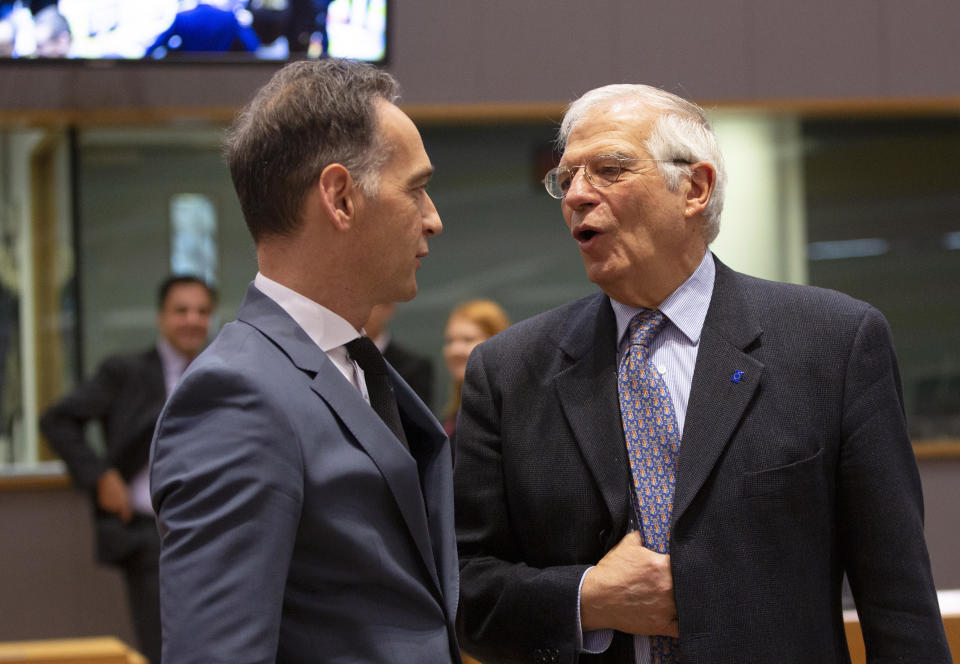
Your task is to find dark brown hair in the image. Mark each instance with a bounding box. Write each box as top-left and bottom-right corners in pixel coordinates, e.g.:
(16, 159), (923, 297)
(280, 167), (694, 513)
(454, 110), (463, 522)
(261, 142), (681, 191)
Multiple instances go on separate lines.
(224, 59), (400, 242)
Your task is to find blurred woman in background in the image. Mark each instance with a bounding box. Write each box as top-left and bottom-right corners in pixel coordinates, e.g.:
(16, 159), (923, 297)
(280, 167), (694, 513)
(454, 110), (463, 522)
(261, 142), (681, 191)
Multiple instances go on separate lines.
(441, 299), (510, 437)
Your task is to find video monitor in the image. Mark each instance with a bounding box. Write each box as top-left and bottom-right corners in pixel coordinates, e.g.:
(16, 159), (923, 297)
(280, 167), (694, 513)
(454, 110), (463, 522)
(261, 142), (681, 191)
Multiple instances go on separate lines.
(0, 0), (387, 63)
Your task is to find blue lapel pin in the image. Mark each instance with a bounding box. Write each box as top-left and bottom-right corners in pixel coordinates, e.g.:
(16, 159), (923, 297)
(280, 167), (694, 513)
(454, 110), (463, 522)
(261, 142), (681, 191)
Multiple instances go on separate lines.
(731, 370), (744, 383)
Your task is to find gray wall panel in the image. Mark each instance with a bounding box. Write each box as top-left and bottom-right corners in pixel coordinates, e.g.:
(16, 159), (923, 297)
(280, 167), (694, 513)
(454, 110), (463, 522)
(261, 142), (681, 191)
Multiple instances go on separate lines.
(748, 0), (885, 100)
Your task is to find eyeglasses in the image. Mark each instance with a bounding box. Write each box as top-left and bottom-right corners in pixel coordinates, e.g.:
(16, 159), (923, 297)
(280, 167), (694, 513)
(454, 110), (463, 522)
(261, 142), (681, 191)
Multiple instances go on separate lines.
(542, 154), (690, 199)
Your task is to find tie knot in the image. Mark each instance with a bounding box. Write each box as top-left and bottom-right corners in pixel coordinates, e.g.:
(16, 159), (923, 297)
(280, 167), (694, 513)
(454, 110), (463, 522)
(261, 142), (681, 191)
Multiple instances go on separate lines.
(627, 310), (665, 349)
(345, 336), (387, 375)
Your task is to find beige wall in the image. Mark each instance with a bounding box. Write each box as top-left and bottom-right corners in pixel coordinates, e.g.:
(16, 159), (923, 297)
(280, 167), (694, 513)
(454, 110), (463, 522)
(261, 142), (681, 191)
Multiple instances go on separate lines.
(0, 483), (134, 646)
(918, 458), (960, 590)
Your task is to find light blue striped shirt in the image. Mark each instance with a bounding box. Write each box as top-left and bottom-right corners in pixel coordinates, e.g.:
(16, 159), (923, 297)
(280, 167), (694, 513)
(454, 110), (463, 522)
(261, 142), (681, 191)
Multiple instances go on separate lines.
(610, 250), (715, 438)
(580, 250), (716, 663)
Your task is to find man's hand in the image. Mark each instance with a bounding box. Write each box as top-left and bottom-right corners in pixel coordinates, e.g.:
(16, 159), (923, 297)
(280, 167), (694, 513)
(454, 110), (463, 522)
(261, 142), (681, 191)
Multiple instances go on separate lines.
(580, 530), (678, 636)
(96, 468), (132, 523)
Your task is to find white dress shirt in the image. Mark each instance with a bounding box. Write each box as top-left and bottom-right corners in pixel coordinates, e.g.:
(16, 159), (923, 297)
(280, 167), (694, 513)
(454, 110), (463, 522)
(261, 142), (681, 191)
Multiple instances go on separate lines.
(253, 273), (371, 402)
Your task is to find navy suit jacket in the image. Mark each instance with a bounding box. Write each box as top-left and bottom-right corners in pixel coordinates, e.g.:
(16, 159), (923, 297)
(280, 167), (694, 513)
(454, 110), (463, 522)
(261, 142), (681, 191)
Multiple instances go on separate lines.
(455, 256), (950, 663)
(151, 284), (460, 663)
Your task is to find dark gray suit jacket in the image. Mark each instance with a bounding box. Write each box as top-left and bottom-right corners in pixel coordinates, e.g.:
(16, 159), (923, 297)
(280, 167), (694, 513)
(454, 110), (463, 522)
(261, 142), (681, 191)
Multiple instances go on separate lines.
(150, 285), (461, 663)
(455, 257), (950, 664)
(41, 347), (166, 564)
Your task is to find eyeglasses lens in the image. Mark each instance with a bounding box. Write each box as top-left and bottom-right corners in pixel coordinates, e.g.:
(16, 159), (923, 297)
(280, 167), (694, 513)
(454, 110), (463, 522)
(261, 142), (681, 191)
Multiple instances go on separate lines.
(544, 157), (623, 199)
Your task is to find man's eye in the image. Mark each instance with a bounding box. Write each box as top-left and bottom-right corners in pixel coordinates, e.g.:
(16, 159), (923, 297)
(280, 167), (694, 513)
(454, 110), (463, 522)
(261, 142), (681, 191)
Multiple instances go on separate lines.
(556, 170), (573, 192)
(591, 160), (621, 179)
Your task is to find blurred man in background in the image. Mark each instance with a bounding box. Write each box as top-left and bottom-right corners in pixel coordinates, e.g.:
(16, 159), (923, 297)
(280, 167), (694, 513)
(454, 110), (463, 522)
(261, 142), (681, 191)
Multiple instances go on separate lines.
(41, 275), (215, 664)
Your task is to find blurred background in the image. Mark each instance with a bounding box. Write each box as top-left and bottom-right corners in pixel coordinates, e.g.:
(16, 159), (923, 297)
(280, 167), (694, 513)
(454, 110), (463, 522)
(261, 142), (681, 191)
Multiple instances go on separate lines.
(0, 0), (958, 651)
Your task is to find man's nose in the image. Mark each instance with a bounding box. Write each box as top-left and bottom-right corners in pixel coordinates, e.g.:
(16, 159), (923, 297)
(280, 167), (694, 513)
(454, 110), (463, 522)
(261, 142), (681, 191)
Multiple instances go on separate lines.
(423, 193), (442, 236)
(186, 310), (207, 324)
(563, 167), (597, 206)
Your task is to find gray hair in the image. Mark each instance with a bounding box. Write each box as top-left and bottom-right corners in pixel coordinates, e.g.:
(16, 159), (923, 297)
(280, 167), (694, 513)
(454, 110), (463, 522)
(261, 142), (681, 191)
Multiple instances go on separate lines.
(224, 59), (400, 242)
(559, 84), (726, 244)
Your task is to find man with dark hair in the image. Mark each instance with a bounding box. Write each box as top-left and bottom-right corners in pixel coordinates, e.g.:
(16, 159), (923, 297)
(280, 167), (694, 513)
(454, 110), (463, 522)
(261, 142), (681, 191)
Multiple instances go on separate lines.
(41, 275), (215, 664)
(150, 59), (459, 663)
(454, 83), (951, 663)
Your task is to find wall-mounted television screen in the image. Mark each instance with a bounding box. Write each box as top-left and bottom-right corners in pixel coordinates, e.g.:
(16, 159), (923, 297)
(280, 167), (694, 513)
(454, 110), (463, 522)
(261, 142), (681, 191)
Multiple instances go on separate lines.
(0, 0), (387, 62)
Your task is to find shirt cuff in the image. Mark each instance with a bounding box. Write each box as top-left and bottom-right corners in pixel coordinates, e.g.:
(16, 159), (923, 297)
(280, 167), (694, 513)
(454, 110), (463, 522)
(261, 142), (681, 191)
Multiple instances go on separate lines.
(577, 566), (614, 654)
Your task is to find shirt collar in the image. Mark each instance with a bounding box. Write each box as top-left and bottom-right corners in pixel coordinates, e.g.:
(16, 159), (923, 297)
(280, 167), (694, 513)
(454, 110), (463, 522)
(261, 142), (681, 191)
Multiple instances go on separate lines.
(156, 335), (190, 373)
(253, 272), (360, 351)
(610, 250), (715, 346)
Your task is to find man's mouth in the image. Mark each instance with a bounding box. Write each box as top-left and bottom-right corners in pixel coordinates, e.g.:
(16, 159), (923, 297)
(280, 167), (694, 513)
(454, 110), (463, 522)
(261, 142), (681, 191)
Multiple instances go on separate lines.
(573, 226), (601, 245)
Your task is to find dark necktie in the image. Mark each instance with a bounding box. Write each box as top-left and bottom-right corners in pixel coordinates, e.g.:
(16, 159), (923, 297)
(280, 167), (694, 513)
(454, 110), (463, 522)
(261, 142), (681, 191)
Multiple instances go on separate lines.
(617, 310), (680, 663)
(345, 337), (409, 449)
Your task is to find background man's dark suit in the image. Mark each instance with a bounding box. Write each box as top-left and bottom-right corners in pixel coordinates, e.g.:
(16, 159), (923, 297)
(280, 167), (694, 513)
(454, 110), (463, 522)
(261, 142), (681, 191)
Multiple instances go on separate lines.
(383, 341), (434, 407)
(455, 257), (950, 663)
(40, 348), (165, 659)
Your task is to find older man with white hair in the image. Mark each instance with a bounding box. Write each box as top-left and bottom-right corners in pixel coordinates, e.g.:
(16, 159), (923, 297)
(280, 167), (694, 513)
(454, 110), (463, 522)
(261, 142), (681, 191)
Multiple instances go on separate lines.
(454, 83), (950, 664)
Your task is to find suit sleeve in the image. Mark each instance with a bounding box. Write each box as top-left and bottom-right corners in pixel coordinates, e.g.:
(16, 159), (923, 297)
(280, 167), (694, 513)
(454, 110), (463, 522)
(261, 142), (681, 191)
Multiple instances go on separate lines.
(150, 365), (303, 664)
(837, 306), (951, 661)
(40, 357), (124, 488)
(455, 344), (588, 664)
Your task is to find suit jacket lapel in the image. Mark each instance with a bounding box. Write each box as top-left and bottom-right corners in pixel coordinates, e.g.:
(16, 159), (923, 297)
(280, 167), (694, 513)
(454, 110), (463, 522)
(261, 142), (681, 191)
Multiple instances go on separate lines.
(139, 349), (167, 426)
(394, 375), (459, 620)
(236, 284), (445, 600)
(145, 348), (167, 403)
(136, 349), (167, 427)
(673, 259), (764, 525)
(310, 365), (444, 600)
(555, 294), (632, 534)
(116, 349), (168, 472)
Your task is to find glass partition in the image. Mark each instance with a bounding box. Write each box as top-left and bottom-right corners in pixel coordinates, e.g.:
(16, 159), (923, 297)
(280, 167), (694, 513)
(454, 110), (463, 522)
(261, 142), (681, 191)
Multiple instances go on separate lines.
(1, 109), (958, 472)
(802, 116), (960, 444)
(76, 128), (252, 374)
(0, 128), (75, 470)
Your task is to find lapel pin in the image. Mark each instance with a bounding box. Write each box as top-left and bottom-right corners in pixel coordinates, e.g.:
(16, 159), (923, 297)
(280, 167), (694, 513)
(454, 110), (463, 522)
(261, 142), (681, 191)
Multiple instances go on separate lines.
(731, 370), (744, 383)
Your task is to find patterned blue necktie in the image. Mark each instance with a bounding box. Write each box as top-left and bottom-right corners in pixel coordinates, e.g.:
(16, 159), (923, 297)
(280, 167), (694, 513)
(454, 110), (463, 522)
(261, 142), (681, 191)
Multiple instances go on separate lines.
(617, 310), (680, 663)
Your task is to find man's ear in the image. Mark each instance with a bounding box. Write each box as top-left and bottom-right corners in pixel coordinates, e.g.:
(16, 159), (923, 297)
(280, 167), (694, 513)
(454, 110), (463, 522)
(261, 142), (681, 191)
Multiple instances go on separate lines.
(317, 163), (359, 231)
(683, 162), (717, 219)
